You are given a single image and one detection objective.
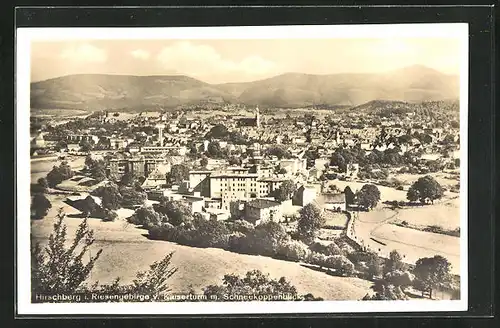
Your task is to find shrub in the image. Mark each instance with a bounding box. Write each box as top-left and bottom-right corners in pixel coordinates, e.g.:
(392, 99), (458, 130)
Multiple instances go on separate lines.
(203, 270), (320, 302)
(31, 193), (52, 219)
(188, 218), (231, 248)
(324, 255), (355, 276)
(309, 241), (343, 256)
(229, 220), (255, 234)
(102, 209), (118, 222)
(155, 199), (193, 226)
(306, 252), (328, 267)
(276, 240), (311, 262)
(230, 221), (290, 256)
(129, 206), (162, 228)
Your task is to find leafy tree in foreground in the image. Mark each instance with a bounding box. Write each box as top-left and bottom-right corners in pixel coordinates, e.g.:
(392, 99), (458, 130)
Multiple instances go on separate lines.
(31, 193), (52, 219)
(357, 184), (381, 210)
(203, 270), (323, 301)
(297, 203), (325, 243)
(413, 255), (452, 299)
(31, 209), (103, 294)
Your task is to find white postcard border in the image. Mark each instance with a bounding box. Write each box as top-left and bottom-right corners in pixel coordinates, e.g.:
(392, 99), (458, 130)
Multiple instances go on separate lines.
(16, 23), (469, 315)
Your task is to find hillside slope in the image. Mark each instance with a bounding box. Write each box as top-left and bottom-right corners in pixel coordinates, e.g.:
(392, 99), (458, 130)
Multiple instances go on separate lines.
(30, 65), (459, 111)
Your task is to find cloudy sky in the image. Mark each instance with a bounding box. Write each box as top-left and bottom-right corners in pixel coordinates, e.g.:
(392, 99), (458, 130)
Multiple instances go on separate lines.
(30, 38), (461, 84)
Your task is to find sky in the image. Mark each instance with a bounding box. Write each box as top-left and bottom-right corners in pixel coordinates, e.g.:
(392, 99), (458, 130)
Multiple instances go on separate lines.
(30, 38), (462, 84)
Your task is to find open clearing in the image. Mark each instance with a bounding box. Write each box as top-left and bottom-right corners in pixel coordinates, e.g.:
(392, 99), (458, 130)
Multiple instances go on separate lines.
(31, 156), (86, 184)
(393, 200), (460, 230)
(352, 206), (461, 275)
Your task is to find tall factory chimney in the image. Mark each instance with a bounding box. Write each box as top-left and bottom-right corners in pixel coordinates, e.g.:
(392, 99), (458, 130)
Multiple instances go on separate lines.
(156, 124), (165, 147)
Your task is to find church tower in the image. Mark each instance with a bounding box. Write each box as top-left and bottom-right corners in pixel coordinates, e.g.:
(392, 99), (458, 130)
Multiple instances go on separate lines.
(255, 106), (260, 129)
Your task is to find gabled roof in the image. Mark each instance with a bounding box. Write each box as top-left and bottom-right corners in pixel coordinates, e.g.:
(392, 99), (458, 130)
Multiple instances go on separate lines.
(316, 192), (346, 205)
(246, 199), (281, 209)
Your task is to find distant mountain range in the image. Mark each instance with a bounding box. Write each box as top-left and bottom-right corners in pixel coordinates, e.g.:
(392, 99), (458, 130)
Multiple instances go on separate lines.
(30, 65), (459, 111)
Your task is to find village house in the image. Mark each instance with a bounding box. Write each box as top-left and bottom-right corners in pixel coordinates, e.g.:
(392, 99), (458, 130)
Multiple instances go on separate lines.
(243, 199), (283, 225)
(315, 193), (347, 212)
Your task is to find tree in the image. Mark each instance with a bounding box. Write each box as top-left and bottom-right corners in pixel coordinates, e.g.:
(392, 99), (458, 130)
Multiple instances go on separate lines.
(274, 180), (296, 202)
(46, 162), (74, 188)
(31, 193), (52, 219)
(166, 164), (190, 186)
(207, 141), (224, 158)
(357, 184), (381, 210)
(344, 186), (355, 206)
(102, 209), (118, 222)
(265, 146), (292, 159)
(277, 168), (288, 175)
(330, 152), (347, 172)
(367, 253), (383, 279)
(203, 270), (321, 301)
(364, 278), (408, 301)
(200, 157), (208, 168)
(297, 203), (325, 243)
(205, 124), (229, 139)
(407, 175), (444, 204)
(228, 156), (242, 166)
(127, 252), (178, 296)
(31, 209), (103, 294)
(54, 140), (68, 151)
(120, 186), (147, 207)
(79, 139), (93, 152)
(119, 171), (138, 187)
(80, 196), (98, 217)
(37, 177), (49, 192)
(129, 206), (163, 228)
(406, 184), (420, 202)
(85, 155), (95, 169)
(92, 184), (122, 210)
(86, 159), (108, 182)
(384, 250), (405, 275)
(155, 199), (193, 226)
(413, 255), (452, 299)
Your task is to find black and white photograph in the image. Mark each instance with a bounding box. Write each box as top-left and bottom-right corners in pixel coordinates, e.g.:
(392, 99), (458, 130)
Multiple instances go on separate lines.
(16, 23), (468, 315)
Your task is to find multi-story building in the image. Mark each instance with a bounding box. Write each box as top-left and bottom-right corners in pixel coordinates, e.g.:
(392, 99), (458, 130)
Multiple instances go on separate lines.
(140, 146), (187, 156)
(108, 157), (168, 179)
(66, 134), (100, 144)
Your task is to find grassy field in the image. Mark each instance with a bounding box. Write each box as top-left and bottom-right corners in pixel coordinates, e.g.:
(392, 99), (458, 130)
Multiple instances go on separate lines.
(393, 200), (460, 231)
(370, 223), (460, 274)
(31, 156), (86, 184)
(323, 211), (349, 228)
(391, 171), (460, 189)
(30, 195), (372, 300)
(331, 180), (408, 202)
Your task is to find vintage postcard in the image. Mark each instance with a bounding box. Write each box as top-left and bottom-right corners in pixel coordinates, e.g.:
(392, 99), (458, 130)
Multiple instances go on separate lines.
(16, 23), (468, 315)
